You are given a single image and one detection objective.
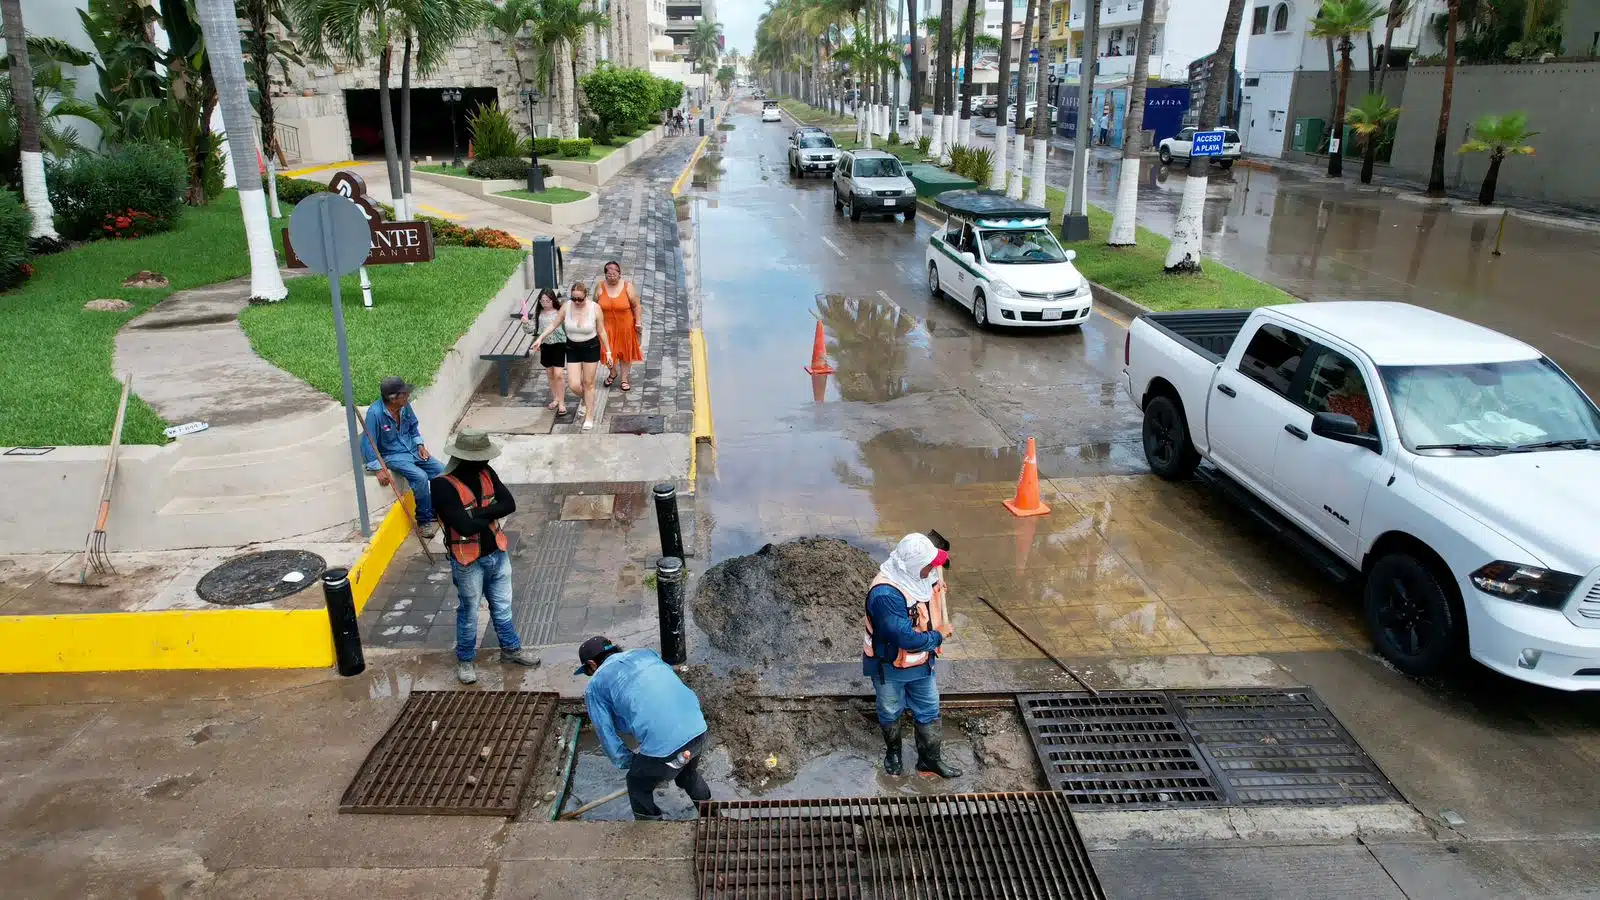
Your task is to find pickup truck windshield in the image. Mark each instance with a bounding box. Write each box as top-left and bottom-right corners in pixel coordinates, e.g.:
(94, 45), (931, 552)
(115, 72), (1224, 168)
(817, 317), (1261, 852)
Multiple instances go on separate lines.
(799, 135), (835, 149)
(1381, 358), (1600, 452)
(980, 229), (1068, 264)
(853, 158), (903, 178)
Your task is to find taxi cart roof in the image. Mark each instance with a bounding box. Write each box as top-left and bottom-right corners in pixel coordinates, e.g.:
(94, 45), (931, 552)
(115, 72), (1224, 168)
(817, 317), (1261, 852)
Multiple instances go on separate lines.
(933, 190), (1050, 222)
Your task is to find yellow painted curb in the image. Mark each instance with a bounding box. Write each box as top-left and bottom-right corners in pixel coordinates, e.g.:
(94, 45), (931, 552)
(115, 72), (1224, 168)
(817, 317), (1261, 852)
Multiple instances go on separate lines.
(0, 497), (416, 674)
(281, 160), (361, 178)
(672, 136), (710, 198)
(689, 328), (715, 447)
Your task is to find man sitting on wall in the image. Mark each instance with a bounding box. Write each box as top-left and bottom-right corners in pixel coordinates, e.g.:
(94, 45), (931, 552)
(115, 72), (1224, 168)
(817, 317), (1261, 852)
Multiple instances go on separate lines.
(362, 376), (444, 538)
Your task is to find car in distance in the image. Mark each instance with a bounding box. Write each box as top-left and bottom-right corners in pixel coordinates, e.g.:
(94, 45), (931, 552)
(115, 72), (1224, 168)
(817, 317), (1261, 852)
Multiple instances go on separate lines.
(1158, 127), (1242, 168)
(832, 150), (918, 223)
(1123, 302), (1600, 690)
(1009, 102), (1058, 128)
(761, 99), (782, 123)
(789, 130), (841, 176)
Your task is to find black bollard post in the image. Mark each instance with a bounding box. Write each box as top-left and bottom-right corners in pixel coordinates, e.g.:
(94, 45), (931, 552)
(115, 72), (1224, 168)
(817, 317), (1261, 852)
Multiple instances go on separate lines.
(656, 556), (687, 665)
(321, 567), (366, 677)
(652, 482), (685, 562)
(698, 117), (705, 137)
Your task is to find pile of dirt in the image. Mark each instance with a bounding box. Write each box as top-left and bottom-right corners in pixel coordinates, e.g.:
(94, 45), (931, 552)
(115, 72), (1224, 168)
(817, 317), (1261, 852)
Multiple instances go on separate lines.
(681, 665), (868, 786)
(692, 537), (879, 668)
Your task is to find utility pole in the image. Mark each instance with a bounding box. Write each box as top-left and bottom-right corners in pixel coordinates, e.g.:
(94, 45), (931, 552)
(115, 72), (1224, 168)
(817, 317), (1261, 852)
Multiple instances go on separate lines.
(895, 0), (905, 133)
(1062, 0), (1099, 240)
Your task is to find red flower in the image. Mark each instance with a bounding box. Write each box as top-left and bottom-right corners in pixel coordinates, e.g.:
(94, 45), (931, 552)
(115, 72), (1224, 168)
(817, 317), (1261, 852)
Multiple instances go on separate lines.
(115, 216), (132, 228)
(104, 224), (114, 231)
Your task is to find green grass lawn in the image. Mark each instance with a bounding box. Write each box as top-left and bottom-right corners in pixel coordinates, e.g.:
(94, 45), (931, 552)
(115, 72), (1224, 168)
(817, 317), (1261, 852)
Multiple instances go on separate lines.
(566, 142), (620, 162)
(0, 192), (260, 446)
(414, 163), (476, 177)
(239, 247), (522, 404)
(777, 99), (855, 128)
(836, 136), (929, 167)
(495, 187), (590, 204)
(1037, 185), (1293, 312)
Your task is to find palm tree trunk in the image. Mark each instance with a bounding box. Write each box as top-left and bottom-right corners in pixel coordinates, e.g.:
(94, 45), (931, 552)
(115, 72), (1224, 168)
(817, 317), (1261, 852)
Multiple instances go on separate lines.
(934, 0), (954, 161)
(1361, 131), (1379, 183)
(399, 32), (413, 221)
(1328, 40), (1350, 178)
(958, 0), (977, 148)
(1164, 0), (1246, 272)
(195, 0), (286, 301)
(1427, 0), (1458, 196)
(1110, 0), (1158, 245)
(1009, 0), (1036, 199)
(1026, 0), (1052, 206)
(1365, 33), (1375, 93)
(1377, 9), (1396, 93)
(1479, 153), (1501, 205)
(992, 0), (1013, 189)
(1, 0), (57, 241)
(906, 0), (921, 142)
(243, 0), (281, 218)
(1324, 38), (1337, 151)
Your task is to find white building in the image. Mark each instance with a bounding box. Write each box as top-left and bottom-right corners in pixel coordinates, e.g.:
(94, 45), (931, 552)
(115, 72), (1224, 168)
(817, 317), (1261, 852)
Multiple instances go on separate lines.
(1239, 0), (1445, 158)
(1068, 0), (1232, 83)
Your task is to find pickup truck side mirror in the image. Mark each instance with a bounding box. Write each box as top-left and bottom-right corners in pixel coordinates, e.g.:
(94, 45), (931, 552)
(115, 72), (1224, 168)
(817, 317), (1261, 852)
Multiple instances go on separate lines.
(1312, 412), (1382, 453)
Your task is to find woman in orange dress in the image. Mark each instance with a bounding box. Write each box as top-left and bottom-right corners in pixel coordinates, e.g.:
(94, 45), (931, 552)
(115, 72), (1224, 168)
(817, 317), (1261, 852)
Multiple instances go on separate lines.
(594, 260), (644, 391)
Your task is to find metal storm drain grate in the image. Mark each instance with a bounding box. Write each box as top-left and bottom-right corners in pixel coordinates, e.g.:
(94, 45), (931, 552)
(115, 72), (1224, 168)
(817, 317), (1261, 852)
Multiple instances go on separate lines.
(1018, 692), (1227, 809)
(340, 690), (558, 816)
(695, 793), (1106, 899)
(1019, 689), (1400, 809)
(1172, 689), (1401, 806)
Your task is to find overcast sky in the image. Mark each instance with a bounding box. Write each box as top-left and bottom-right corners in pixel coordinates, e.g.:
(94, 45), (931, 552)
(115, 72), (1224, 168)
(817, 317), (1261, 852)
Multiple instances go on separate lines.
(718, 0), (763, 59)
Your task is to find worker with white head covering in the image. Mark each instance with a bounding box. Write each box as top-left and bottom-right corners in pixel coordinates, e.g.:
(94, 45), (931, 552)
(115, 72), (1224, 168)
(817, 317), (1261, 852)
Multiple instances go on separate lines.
(860, 533), (961, 779)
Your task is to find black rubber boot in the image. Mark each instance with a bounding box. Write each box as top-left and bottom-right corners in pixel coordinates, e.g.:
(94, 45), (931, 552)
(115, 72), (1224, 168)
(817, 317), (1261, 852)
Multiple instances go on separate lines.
(913, 720), (963, 779)
(880, 722), (904, 775)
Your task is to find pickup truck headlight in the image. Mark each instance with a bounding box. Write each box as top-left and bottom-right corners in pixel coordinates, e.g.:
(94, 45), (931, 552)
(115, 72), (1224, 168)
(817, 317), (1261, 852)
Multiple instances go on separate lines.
(991, 280), (1020, 299)
(1469, 561), (1582, 608)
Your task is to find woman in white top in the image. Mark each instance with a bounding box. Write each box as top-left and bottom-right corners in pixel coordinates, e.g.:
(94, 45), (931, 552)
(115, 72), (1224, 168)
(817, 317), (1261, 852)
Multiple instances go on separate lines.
(533, 281), (611, 430)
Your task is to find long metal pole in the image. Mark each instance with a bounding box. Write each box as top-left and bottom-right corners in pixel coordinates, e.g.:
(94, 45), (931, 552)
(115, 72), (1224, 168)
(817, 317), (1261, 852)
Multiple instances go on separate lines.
(322, 202), (372, 537)
(978, 595), (1097, 695)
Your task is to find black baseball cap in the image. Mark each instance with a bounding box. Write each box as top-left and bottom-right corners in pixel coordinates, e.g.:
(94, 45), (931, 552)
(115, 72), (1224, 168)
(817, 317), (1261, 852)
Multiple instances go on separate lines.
(574, 635), (620, 675)
(380, 376), (414, 399)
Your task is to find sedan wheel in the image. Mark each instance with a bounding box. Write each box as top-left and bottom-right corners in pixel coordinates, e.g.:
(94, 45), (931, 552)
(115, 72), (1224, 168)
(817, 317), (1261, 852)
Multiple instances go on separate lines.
(972, 291), (989, 330)
(927, 262), (941, 298)
(1364, 554), (1462, 676)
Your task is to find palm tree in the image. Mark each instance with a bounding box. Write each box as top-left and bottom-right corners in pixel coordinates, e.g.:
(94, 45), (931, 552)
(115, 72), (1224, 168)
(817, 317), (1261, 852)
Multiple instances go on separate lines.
(1374, 0), (1410, 93)
(691, 20), (723, 72)
(1426, 0), (1458, 196)
(0, 39), (103, 188)
(1164, 0), (1247, 273)
(1459, 112), (1534, 206)
(531, 0), (609, 138)
(1310, 0), (1384, 178)
(195, 0), (288, 301)
(957, 0), (978, 147)
(933, 0), (953, 160)
(396, 0), (481, 218)
(1008, 0), (1036, 199)
(1109, 0), (1158, 245)
(905, 0), (921, 142)
(991, 0), (1014, 190)
(490, 0), (539, 111)
(1, 0), (58, 242)
(1346, 92), (1399, 184)
(241, 0), (301, 218)
(1026, 0), (1056, 206)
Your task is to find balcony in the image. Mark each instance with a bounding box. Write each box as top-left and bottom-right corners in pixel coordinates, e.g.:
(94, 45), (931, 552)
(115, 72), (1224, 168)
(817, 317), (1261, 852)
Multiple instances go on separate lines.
(1070, 0), (1168, 29)
(1094, 52), (1156, 77)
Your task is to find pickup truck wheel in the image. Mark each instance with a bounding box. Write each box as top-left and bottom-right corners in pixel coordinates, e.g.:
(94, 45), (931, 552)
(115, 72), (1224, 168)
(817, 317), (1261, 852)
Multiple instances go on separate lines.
(1364, 554), (1462, 676)
(1219, 160), (1235, 170)
(1159, 147), (1172, 165)
(833, 190), (843, 212)
(1142, 395), (1200, 479)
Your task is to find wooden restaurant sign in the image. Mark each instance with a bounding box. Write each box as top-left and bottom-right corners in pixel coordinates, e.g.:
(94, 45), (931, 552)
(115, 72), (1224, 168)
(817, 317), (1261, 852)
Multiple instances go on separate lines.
(281, 171), (436, 267)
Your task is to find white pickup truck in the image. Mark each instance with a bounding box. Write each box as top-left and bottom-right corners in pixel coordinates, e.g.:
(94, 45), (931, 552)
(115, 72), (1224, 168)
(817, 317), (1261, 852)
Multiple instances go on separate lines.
(1123, 302), (1600, 690)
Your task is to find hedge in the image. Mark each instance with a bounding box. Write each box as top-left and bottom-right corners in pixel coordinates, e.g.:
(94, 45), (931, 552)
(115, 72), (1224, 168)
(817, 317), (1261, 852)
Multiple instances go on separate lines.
(49, 143), (188, 241)
(558, 139), (593, 158)
(0, 189), (30, 290)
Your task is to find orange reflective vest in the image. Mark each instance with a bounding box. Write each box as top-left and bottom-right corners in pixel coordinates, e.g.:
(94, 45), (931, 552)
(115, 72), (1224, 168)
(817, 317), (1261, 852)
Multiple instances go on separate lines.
(860, 576), (945, 669)
(441, 471), (509, 566)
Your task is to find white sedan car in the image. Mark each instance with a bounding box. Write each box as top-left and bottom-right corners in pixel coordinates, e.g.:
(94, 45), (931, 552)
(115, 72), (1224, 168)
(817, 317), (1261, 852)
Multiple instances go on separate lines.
(1158, 127), (1242, 168)
(761, 103), (782, 123)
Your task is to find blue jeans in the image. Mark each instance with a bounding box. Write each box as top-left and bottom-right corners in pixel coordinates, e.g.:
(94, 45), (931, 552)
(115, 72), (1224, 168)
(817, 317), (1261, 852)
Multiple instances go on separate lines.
(871, 670), (941, 726)
(387, 453), (445, 523)
(452, 550), (522, 662)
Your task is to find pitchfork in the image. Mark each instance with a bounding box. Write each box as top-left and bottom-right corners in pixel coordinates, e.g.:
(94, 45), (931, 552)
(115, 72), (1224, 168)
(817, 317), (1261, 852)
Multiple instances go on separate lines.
(79, 376), (132, 583)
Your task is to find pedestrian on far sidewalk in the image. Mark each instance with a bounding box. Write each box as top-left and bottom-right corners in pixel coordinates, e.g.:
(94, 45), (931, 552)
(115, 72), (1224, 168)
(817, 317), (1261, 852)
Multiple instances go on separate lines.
(524, 287), (569, 415)
(363, 376), (443, 538)
(432, 428), (540, 684)
(595, 261), (644, 394)
(576, 636), (712, 820)
(532, 282), (611, 431)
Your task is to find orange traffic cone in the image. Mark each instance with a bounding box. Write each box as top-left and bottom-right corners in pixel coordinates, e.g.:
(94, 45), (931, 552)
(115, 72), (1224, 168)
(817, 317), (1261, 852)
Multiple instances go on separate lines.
(1002, 437), (1051, 518)
(803, 321), (834, 375)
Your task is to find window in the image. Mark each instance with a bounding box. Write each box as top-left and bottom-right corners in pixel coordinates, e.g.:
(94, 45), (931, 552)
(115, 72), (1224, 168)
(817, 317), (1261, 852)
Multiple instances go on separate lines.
(1177, 127), (1195, 141)
(1238, 324), (1310, 397)
(1380, 359), (1600, 452)
(853, 157), (903, 178)
(979, 228), (1069, 264)
(1251, 6), (1269, 34)
(1244, 76), (1260, 86)
(1273, 2), (1291, 32)
(1299, 349), (1376, 435)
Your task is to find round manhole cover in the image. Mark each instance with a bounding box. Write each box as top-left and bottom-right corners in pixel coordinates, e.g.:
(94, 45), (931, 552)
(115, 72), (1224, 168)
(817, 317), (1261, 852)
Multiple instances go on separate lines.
(197, 550), (326, 606)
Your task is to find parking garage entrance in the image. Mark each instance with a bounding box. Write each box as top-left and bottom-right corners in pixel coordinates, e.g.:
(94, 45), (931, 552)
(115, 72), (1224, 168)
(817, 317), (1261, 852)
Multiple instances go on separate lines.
(344, 86), (501, 159)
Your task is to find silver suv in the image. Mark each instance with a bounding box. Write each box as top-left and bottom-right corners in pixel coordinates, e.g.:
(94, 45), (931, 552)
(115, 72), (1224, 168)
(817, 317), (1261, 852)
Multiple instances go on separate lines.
(832, 150), (918, 223)
(788, 130), (840, 177)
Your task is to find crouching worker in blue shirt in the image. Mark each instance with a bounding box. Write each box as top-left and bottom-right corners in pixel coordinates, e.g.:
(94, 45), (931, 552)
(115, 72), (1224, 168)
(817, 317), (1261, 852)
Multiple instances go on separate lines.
(577, 635), (712, 820)
(863, 533), (961, 778)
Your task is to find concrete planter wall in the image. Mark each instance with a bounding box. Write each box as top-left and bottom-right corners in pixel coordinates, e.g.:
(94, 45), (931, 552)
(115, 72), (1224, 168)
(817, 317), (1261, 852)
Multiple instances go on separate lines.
(482, 190), (600, 226)
(0, 268), (529, 554)
(411, 170), (575, 198)
(545, 125), (666, 189)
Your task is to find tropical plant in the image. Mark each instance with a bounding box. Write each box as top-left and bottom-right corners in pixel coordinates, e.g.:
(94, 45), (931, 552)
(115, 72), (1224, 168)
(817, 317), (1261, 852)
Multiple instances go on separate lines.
(529, 0), (610, 139)
(196, 0), (288, 301)
(1459, 112), (1535, 205)
(467, 103), (522, 159)
(396, 0), (482, 217)
(1165, 0), (1249, 273)
(49, 142), (187, 240)
(690, 20), (723, 72)
(0, 187), (28, 288)
(1346, 92), (1400, 184)
(558, 137), (592, 157)
(241, 0), (302, 167)
(1109, 0), (1159, 245)
(948, 143), (994, 184)
(717, 64), (736, 95)
(1428, 0), (1460, 196)
(1310, 0), (1385, 179)
(274, 175), (326, 204)
(489, 0), (540, 90)
(1, 3), (68, 244)
(0, 39), (100, 193)
(582, 66), (659, 136)
(1438, 0), (1565, 62)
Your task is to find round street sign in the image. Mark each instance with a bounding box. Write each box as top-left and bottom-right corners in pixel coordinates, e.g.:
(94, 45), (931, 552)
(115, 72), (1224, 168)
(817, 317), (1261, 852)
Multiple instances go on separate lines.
(288, 193), (372, 278)
(1029, 49), (1040, 62)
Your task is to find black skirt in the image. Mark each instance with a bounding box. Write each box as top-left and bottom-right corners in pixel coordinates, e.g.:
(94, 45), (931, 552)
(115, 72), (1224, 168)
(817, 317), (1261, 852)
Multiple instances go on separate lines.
(565, 337), (601, 364)
(539, 341), (567, 368)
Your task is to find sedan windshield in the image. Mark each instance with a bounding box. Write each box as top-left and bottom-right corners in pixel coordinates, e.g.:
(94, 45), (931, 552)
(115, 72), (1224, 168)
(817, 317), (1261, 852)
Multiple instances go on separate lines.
(800, 135), (835, 149)
(979, 229), (1068, 264)
(853, 158), (903, 178)
(1380, 358), (1600, 453)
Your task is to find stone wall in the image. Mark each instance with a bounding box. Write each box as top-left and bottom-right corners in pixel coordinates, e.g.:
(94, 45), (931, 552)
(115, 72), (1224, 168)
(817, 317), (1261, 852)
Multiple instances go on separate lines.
(1390, 61), (1600, 210)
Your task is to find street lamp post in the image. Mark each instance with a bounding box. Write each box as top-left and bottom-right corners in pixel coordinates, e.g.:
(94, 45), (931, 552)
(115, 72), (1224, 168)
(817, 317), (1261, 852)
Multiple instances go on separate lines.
(521, 87), (546, 193)
(442, 88), (463, 168)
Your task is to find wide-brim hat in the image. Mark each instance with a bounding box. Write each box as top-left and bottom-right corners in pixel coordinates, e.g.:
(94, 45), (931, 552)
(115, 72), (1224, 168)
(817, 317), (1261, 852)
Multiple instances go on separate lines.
(442, 428), (501, 462)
